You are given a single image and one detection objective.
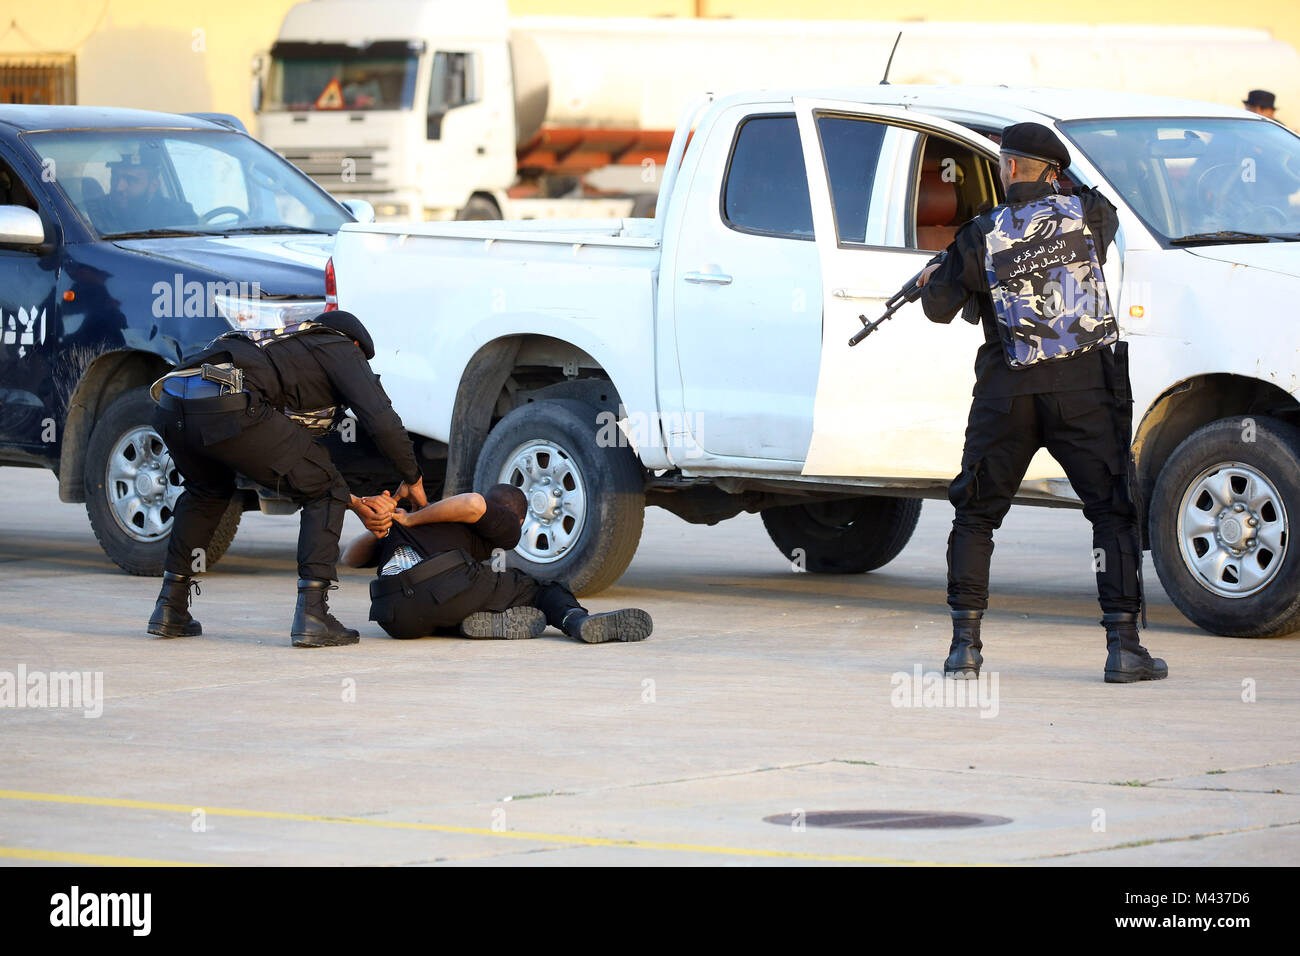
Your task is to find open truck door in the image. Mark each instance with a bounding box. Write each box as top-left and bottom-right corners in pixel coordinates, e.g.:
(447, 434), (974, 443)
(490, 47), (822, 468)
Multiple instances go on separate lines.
(792, 97), (1071, 484)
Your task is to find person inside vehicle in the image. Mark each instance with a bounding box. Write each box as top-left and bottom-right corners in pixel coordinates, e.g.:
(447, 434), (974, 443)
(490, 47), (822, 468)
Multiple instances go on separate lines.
(342, 485), (653, 644)
(85, 150), (197, 234)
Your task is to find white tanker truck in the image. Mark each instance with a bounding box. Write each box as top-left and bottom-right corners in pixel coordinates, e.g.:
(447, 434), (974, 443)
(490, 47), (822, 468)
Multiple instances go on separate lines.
(253, 0), (1300, 221)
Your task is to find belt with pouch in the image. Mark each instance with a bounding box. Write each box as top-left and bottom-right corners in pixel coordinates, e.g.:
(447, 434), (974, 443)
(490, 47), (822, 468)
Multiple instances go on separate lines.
(369, 549), (471, 600)
(151, 363), (248, 413)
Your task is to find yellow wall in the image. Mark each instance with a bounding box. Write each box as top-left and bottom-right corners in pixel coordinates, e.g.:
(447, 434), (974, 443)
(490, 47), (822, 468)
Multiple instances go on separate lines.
(2, 0), (1297, 128)
(515, 0), (1300, 66)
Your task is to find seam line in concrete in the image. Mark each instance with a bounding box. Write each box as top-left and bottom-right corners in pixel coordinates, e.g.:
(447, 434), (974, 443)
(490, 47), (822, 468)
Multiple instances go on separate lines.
(1028, 818), (1300, 860)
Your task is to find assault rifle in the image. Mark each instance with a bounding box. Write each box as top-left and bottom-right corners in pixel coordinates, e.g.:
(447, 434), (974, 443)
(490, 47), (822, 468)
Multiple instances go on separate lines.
(848, 252), (945, 347)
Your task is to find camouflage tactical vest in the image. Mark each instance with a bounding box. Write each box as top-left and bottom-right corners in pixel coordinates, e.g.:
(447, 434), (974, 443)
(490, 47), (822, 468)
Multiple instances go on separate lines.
(216, 321), (347, 435)
(980, 193), (1119, 369)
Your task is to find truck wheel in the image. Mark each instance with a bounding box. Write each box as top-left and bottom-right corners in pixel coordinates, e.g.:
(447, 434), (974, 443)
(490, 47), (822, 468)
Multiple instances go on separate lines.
(473, 398), (645, 596)
(761, 496), (922, 573)
(456, 196), (501, 220)
(84, 387), (241, 576)
(1149, 415), (1300, 637)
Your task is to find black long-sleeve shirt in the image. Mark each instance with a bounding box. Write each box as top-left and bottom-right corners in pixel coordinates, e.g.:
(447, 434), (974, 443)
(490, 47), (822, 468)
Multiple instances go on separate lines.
(304, 336), (420, 484)
(188, 327), (421, 484)
(921, 181), (1120, 399)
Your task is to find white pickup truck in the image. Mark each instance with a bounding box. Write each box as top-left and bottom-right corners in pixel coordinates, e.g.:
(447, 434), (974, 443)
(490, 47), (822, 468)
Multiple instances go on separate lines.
(332, 85), (1300, 638)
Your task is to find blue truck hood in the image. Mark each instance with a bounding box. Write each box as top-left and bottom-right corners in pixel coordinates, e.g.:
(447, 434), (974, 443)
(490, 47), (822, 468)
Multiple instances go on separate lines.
(111, 232), (334, 296)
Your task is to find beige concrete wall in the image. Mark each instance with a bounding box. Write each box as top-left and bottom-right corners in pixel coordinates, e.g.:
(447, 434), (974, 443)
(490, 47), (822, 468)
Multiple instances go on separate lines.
(0, 0), (301, 124)
(2, 0), (1297, 128)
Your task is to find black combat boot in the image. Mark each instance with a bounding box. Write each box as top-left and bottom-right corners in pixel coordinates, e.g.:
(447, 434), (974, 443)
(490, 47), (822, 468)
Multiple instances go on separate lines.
(1102, 612), (1167, 683)
(944, 609), (983, 679)
(460, 606), (547, 640)
(561, 608), (653, 644)
(291, 579), (360, 647)
(147, 571), (202, 639)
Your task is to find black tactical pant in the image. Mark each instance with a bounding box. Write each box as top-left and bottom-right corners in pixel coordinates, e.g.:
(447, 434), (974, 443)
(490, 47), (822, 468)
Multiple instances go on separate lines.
(369, 551), (582, 640)
(156, 396), (351, 581)
(947, 387), (1142, 614)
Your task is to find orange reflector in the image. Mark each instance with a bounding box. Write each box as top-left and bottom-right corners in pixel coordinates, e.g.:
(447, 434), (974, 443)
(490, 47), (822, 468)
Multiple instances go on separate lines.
(62, 290), (75, 302)
(1129, 305), (1144, 318)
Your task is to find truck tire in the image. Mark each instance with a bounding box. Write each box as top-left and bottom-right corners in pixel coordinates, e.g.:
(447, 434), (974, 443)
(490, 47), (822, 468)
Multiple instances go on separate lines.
(456, 196), (501, 220)
(1149, 415), (1300, 637)
(761, 496), (922, 573)
(473, 398), (645, 596)
(84, 387), (240, 576)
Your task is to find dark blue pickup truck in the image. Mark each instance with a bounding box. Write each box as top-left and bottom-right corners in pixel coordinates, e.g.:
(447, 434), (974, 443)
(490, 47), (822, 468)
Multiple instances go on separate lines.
(0, 105), (370, 574)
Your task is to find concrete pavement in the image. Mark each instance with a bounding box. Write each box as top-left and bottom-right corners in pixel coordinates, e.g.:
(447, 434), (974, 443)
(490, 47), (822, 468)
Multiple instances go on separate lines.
(0, 468), (1296, 866)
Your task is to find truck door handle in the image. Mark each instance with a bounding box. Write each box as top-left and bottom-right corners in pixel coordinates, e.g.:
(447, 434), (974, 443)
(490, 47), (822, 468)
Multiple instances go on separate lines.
(684, 271), (733, 285)
(832, 288), (891, 300)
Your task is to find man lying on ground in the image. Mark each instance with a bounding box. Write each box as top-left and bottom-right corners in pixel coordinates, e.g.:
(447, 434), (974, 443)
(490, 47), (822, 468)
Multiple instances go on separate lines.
(341, 484), (653, 643)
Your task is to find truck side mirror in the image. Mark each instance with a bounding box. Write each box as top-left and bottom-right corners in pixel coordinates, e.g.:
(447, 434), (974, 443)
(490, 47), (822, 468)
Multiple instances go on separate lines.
(0, 205), (46, 247)
(427, 111), (444, 141)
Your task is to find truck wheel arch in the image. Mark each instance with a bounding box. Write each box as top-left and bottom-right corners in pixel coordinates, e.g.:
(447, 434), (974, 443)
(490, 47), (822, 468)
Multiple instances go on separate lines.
(58, 349), (169, 503)
(1134, 374), (1299, 524)
(444, 335), (626, 496)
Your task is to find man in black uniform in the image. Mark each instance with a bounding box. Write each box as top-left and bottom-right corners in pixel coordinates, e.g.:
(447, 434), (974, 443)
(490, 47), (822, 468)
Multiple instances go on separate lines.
(84, 151), (198, 235)
(146, 311), (426, 647)
(917, 122), (1166, 684)
(342, 484), (653, 644)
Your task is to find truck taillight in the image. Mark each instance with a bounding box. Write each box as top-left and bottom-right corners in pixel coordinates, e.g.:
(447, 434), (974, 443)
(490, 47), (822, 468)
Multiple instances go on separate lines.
(324, 257), (338, 311)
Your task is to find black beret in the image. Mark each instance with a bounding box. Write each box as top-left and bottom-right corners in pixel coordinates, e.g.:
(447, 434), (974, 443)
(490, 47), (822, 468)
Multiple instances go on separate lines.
(314, 309), (375, 360)
(1000, 122), (1071, 171)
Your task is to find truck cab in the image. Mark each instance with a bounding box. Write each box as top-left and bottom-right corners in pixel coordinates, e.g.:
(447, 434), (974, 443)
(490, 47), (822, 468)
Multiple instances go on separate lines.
(255, 0), (523, 222)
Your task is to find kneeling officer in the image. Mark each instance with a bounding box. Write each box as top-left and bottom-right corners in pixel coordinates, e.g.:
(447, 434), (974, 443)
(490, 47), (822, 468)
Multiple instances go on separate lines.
(146, 311), (426, 647)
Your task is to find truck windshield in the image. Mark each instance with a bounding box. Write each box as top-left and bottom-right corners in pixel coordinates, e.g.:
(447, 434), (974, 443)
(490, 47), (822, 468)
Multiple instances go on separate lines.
(266, 41), (418, 112)
(24, 128), (350, 239)
(1059, 117), (1300, 242)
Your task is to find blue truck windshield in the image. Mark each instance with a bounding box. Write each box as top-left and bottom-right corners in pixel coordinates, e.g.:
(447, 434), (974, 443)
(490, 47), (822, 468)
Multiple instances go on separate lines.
(24, 128), (351, 239)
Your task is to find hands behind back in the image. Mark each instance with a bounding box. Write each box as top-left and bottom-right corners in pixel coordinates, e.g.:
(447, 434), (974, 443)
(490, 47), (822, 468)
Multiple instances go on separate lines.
(351, 491), (397, 537)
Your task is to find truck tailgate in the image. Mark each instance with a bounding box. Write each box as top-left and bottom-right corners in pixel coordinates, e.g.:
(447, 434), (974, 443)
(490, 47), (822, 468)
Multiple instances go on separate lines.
(331, 218), (662, 442)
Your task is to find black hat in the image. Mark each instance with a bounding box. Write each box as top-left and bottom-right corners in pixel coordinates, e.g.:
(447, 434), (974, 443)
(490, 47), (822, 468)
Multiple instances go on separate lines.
(315, 309), (375, 360)
(1000, 122), (1071, 171)
(107, 150), (164, 171)
(1244, 89), (1276, 110)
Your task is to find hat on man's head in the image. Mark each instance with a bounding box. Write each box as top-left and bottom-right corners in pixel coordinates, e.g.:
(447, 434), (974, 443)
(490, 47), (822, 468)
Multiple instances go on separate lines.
(107, 150), (164, 171)
(1244, 89), (1276, 110)
(315, 309), (375, 360)
(1000, 122), (1071, 171)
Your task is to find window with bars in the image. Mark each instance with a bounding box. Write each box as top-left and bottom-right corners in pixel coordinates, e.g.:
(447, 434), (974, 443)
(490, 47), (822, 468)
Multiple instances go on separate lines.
(0, 56), (76, 105)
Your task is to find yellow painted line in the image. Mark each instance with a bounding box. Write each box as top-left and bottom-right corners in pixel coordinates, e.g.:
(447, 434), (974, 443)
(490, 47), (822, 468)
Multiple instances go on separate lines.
(0, 789), (970, 865)
(0, 846), (207, 867)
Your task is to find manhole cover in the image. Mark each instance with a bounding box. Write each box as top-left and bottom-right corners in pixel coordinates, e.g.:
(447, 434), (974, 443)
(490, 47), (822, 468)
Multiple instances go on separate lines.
(763, 810), (1012, 830)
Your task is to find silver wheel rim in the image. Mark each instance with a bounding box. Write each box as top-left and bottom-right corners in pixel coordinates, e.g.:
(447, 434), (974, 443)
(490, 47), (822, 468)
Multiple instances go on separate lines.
(1177, 460), (1288, 599)
(497, 439), (587, 565)
(106, 426), (181, 542)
